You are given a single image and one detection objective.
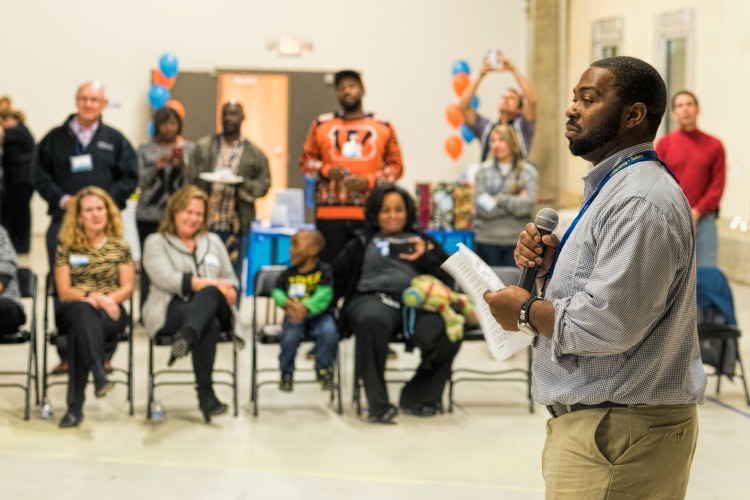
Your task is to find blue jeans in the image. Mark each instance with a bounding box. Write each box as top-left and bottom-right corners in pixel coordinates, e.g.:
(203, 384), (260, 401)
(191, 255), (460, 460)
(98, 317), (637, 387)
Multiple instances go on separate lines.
(279, 313), (339, 373)
(696, 212), (718, 268)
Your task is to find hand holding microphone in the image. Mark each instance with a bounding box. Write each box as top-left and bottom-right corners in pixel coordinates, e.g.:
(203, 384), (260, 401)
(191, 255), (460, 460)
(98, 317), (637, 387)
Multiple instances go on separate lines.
(517, 208), (560, 291)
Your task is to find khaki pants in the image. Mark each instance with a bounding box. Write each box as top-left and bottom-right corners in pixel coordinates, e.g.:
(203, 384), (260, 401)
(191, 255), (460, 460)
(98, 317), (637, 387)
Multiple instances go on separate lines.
(542, 404), (698, 500)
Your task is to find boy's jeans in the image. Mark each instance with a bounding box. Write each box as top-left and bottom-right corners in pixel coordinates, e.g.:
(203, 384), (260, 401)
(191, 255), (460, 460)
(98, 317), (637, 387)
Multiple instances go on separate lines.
(279, 313), (339, 372)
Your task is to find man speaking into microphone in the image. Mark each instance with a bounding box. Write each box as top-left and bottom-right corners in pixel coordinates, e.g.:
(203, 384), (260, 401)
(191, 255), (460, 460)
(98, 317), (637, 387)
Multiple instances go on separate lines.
(483, 56), (706, 499)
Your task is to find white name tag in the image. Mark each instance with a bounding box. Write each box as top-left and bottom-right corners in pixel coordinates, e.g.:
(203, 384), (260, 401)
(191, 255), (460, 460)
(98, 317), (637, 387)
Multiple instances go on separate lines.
(477, 192), (497, 212)
(69, 254), (89, 266)
(205, 254), (220, 268)
(288, 283), (306, 298)
(70, 154), (93, 173)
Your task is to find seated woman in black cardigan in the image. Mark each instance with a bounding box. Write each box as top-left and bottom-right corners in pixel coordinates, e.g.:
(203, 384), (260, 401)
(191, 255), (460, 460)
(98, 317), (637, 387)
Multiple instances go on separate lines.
(333, 183), (462, 423)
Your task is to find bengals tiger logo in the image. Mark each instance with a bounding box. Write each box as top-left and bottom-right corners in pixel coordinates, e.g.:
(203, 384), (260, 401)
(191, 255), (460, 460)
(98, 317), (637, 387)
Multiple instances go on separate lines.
(326, 125), (379, 162)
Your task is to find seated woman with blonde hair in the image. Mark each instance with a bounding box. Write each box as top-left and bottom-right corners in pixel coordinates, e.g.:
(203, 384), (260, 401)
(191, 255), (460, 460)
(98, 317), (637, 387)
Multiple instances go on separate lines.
(141, 185), (245, 423)
(55, 187), (134, 428)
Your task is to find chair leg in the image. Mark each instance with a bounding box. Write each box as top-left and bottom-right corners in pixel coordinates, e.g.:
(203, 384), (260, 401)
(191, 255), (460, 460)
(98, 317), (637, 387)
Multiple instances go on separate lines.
(233, 347), (238, 417)
(32, 332), (40, 406)
(147, 338), (154, 420)
(128, 329), (134, 416)
(448, 373), (454, 413)
(716, 339), (729, 395)
(733, 339), (750, 406)
(336, 345), (343, 415)
(24, 333), (33, 420)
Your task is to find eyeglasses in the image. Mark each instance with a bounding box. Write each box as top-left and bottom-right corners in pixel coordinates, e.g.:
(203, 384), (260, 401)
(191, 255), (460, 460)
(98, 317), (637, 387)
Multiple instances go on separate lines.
(76, 96), (104, 104)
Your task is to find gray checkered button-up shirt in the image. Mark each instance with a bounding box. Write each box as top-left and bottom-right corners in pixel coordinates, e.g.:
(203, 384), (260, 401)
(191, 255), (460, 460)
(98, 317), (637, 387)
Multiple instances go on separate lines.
(533, 143), (707, 406)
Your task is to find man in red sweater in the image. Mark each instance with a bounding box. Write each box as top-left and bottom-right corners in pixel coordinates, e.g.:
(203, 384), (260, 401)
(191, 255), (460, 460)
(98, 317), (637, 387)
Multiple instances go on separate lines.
(300, 70), (403, 263)
(656, 90), (726, 267)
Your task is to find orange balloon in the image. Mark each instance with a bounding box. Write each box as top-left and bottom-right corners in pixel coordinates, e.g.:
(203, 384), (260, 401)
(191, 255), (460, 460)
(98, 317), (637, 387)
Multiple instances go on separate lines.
(445, 135), (463, 160)
(166, 99), (185, 118)
(152, 68), (177, 90)
(445, 103), (463, 128)
(452, 73), (470, 97)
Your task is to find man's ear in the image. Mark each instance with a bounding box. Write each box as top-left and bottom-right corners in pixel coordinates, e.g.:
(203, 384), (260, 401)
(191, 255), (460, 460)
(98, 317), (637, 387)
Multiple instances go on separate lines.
(624, 102), (647, 129)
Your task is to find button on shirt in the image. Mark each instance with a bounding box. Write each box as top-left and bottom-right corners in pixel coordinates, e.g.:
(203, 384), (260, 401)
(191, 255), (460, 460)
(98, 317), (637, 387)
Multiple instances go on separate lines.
(533, 142), (707, 406)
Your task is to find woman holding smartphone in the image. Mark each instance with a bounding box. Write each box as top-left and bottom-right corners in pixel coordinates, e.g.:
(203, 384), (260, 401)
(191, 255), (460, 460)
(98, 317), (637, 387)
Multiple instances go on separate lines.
(136, 106), (195, 306)
(333, 184), (461, 423)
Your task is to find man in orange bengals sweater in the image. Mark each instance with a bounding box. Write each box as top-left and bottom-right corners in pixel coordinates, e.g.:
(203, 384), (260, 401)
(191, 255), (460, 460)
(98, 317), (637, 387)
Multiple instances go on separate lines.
(300, 69), (403, 262)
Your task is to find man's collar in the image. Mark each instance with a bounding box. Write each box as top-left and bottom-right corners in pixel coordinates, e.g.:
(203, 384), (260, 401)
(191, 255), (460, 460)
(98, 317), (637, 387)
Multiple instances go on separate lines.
(71, 116), (100, 132)
(583, 142), (655, 187)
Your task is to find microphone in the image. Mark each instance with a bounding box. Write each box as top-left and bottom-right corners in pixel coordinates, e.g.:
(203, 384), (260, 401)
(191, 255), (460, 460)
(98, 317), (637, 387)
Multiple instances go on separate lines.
(518, 208), (559, 291)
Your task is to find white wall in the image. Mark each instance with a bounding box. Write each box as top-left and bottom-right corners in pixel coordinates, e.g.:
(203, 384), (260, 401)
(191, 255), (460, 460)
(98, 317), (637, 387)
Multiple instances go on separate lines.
(1, 0), (528, 232)
(565, 0), (749, 222)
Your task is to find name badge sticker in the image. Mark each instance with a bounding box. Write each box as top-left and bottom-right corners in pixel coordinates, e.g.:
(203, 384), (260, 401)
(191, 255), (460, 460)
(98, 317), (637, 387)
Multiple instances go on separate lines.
(288, 283), (306, 298)
(70, 154), (94, 173)
(476, 192), (497, 212)
(69, 254), (89, 266)
(205, 254), (220, 268)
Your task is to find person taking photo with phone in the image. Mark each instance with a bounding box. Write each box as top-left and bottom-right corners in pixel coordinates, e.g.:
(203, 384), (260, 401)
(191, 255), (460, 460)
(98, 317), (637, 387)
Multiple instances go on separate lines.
(136, 106), (195, 307)
(459, 50), (537, 161)
(332, 184), (461, 424)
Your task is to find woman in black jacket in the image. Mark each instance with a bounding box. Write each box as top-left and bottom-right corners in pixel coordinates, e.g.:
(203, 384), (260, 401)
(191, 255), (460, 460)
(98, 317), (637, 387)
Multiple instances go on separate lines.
(333, 184), (461, 423)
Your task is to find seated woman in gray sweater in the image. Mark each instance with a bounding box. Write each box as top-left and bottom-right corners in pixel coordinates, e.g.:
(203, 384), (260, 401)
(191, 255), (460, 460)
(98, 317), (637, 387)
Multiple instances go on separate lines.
(141, 186), (245, 423)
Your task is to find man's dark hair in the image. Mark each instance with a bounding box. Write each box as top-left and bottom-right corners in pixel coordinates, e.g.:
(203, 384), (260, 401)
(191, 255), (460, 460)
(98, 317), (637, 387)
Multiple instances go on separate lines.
(591, 56), (667, 138)
(671, 90), (699, 109)
(364, 183), (417, 234)
(152, 106), (182, 137)
(334, 69), (363, 88)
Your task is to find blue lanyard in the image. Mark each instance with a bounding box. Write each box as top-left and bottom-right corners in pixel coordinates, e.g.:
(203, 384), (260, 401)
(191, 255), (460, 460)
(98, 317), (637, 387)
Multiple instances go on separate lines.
(546, 150), (675, 280)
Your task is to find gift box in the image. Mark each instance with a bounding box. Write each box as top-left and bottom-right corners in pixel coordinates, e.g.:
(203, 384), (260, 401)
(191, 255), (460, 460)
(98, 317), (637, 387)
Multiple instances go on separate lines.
(453, 183), (473, 229)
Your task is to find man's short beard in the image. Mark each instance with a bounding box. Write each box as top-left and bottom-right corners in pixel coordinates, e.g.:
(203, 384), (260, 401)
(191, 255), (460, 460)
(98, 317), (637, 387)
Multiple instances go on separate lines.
(568, 112), (621, 157)
(341, 99), (362, 113)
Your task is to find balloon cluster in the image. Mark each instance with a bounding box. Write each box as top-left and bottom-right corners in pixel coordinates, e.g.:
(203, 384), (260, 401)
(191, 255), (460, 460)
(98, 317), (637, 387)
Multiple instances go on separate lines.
(444, 60), (479, 160)
(147, 52), (184, 135)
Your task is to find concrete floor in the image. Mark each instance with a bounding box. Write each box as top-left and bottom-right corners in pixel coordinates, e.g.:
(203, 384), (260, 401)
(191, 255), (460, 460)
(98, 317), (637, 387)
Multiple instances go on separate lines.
(0, 236), (748, 499)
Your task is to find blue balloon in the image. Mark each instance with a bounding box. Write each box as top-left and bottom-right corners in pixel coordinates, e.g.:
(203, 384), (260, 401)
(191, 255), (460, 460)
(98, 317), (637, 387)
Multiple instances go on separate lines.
(451, 59), (470, 76)
(460, 123), (475, 143)
(471, 95), (480, 109)
(148, 84), (170, 109)
(147, 119), (154, 137)
(159, 52), (179, 78)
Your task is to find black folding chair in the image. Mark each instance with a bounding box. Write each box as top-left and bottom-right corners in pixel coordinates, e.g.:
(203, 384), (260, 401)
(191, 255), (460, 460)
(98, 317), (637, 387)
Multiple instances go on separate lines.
(41, 273), (134, 416)
(250, 266), (342, 416)
(0, 268), (39, 420)
(147, 329), (239, 420)
(448, 266), (534, 413)
(697, 266), (750, 406)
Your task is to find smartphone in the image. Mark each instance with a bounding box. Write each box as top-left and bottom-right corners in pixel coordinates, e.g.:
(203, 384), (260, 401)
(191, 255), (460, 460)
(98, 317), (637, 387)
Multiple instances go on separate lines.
(172, 145), (184, 159)
(486, 48), (499, 68)
(389, 239), (416, 256)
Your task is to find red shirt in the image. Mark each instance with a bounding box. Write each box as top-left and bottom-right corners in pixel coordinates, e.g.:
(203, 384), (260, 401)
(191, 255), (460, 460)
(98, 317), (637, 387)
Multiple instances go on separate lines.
(656, 129), (726, 215)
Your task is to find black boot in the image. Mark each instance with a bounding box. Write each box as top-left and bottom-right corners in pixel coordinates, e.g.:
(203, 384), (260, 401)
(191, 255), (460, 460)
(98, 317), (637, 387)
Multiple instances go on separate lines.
(93, 361), (114, 398)
(59, 408), (84, 428)
(168, 328), (198, 366)
(197, 386), (228, 423)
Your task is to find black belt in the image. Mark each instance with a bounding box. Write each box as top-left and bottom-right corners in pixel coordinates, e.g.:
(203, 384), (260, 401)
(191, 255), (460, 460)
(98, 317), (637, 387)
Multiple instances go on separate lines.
(546, 401), (628, 418)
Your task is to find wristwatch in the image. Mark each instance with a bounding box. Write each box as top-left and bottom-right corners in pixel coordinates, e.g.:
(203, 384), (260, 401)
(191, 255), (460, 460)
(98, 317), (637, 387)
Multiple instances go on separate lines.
(518, 296), (541, 336)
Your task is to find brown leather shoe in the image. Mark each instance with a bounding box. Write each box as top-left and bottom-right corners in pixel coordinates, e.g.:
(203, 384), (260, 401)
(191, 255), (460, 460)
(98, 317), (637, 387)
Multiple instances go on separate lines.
(51, 361), (69, 375)
(103, 360), (113, 374)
